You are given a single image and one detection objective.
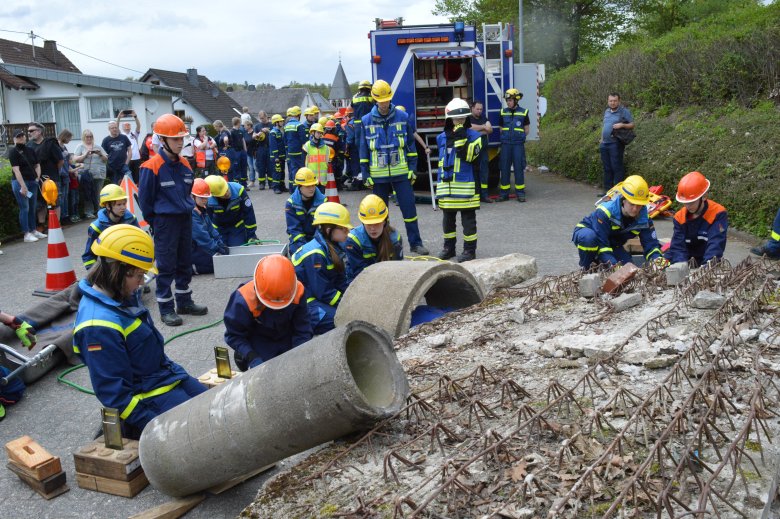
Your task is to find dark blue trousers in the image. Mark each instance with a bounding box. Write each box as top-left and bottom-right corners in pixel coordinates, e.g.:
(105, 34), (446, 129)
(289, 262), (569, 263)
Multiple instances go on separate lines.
(499, 142), (526, 196)
(573, 227), (631, 268)
(286, 155), (305, 187)
(153, 214), (194, 314)
(373, 179), (423, 248)
(255, 146), (270, 186)
(600, 142), (626, 191)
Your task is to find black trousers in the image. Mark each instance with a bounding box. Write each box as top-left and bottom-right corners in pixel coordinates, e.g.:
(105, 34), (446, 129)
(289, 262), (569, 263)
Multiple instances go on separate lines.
(442, 209), (477, 250)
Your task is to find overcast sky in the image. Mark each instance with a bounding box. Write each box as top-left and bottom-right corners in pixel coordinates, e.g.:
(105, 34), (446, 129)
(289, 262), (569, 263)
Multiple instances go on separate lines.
(0, 1), (450, 87)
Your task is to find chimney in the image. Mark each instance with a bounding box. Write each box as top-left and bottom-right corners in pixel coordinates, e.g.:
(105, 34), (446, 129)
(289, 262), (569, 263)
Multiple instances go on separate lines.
(186, 68), (199, 87)
(43, 40), (58, 65)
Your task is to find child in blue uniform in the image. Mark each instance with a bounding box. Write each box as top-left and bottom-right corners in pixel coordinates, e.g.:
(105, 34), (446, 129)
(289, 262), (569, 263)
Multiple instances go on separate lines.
(223, 255), (313, 371)
(573, 175), (664, 268)
(190, 178), (228, 275)
(751, 207), (780, 259)
(73, 224), (206, 439)
(346, 194), (403, 283)
(204, 175), (258, 247)
(82, 184), (140, 269)
(286, 167), (326, 255)
(665, 171), (728, 267)
(292, 202), (352, 334)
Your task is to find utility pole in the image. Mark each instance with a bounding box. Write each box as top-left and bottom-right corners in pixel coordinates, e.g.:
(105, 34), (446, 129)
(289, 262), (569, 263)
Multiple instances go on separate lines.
(518, 0), (524, 63)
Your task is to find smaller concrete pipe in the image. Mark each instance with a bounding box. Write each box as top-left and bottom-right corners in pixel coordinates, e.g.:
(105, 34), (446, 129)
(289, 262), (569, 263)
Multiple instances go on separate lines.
(335, 261), (484, 338)
(138, 321), (409, 496)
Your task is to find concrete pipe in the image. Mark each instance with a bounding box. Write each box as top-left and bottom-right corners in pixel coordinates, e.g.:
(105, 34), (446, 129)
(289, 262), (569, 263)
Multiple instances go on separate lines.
(335, 261), (484, 338)
(138, 320), (409, 496)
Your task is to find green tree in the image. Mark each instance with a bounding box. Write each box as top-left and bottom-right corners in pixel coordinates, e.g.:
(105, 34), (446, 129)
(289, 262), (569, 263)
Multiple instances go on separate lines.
(629, 0), (760, 37)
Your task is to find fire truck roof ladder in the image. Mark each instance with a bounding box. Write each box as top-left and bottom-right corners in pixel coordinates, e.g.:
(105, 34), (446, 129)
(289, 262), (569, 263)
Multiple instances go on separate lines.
(482, 23), (505, 124)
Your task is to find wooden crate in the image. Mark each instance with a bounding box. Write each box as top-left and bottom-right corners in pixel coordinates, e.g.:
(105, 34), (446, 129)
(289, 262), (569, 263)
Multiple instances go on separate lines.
(7, 461), (68, 499)
(73, 437), (141, 481)
(76, 468), (148, 498)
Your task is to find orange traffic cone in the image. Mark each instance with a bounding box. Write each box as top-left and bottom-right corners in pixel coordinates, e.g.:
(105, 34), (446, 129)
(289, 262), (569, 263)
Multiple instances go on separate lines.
(34, 209), (77, 296)
(120, 172), (149, 231)
(324, 166), (341, 204)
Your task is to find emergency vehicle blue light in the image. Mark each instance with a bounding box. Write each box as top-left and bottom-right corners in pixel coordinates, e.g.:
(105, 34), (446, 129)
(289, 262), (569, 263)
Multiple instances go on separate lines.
(454, 21), (465, 42)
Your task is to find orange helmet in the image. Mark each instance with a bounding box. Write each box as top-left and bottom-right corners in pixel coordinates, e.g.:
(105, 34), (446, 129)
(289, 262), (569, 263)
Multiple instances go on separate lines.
(345, 106), (354, 115)
(676, 171), (710, 203)
(191, 178), (211, 198)
(153, 114), (188, 138)
(216, 155), (231, 173)
(253, 255), (298, 310)
(324, 120), (336, 129)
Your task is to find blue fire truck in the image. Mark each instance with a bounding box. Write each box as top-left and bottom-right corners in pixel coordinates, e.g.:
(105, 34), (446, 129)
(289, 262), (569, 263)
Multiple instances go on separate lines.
(368, 18), (542, 182)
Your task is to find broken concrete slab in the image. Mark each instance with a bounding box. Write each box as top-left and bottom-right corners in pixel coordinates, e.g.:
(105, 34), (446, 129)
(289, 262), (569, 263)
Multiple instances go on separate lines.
(579, 274), (601, 298)
(459, 253), (537, 293)
(692, 290), (726, 309)
(666, 262), (690, 286)
(621, 348), (658, 365)
(610, 292), (642, 312)
(644, 355), (678, 369)
(335, 261), (484, 338)
(425, 334), (449, 349)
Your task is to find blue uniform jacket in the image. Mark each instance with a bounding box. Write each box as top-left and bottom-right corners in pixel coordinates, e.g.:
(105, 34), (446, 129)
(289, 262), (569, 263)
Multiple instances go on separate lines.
(665, 200), (728, 265)
(73, 279), (194, 430)
(192, 207), (226, 266)
(576, 195), (662, 265)
(359, 104), (418, 181)
(206, 182), (258, 244)
(82, 209), (140, 269)
(138, 152), (194, 225)
(345, 225), (404, 283)
(223, 280), (312, 369)
(269, 127), (286, 163)
(499, 106), (530, 144)
(285, 187), (326, 254)
(292, 230), (350, 308)
(284, 118), (307, 157)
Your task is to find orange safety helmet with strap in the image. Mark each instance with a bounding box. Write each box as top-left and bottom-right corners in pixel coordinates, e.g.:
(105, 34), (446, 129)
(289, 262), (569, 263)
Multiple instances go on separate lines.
(191, 178), (211, 198)
(675, 171), (710, 204)
(236, 255), (303, 316)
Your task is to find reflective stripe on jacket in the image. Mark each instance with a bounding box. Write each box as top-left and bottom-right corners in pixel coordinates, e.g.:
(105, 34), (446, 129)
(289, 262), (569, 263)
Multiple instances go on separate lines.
(345, 225), (403, 283)
(285, 187), (326, 254)
(205, 182), (258, 236)
(359, 105), (418, 182)
(665, 200), (728, 265)
(82, 208), (140, 268)
(292, 230), (350, 308)
(435, 127), (482, 210)
(499, 107), (529, 144)
(302, 138), (330, 185)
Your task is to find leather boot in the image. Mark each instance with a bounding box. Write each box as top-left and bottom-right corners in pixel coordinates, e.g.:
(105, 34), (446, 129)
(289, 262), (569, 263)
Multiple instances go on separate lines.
(177, 302), (208, 315)
(437, 239), (456, 260)
(160, 312), (183, 327)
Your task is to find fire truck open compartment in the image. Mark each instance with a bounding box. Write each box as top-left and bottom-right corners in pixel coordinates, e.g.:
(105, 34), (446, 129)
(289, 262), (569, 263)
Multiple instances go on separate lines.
(412, 56), (474, 138)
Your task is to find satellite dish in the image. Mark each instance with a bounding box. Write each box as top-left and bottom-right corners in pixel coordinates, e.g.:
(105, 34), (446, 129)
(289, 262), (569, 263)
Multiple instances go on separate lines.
(146, 99), (159, 114)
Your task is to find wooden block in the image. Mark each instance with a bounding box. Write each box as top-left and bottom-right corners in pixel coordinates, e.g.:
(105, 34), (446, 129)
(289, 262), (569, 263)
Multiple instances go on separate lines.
(73, 437), (141, 481)
(6, 455), (61, 481)
(5, 436), (56, 471)
(7, 462), (69, 500)
(76, 467), (148, 498)
(206, 463), (275, 495)
(128, 494), (206, 519)
(197, 368), (239, 389)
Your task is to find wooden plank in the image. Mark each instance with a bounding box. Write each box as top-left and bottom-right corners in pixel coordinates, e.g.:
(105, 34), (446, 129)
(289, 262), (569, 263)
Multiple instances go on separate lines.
(76, 468), (148, 498)
(5, 436), (55, 470)
(128, 494), (206, 519)
(6, 456), (61, 481)
(73, 438), (141, 481)
(206, 463), (275, 495)
(7, 462), (69, 500)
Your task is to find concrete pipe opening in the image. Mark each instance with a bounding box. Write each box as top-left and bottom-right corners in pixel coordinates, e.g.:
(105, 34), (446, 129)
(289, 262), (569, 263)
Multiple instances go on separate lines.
(346, 329), (398, 408)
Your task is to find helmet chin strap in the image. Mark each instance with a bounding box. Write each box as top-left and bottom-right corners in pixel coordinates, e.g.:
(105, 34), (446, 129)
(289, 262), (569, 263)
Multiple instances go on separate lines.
(161, 136), (178, 158)
(107, 203), (123, 221)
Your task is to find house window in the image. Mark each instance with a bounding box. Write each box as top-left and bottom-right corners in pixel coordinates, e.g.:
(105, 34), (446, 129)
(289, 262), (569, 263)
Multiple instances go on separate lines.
(88, 96), (132, 120)
(31, 99), (81, 136)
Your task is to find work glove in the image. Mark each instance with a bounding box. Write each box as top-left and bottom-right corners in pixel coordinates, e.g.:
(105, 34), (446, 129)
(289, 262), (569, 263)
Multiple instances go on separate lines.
(653, 257), (671, 269)
(218, 245), (230, 255)
(246, 238), (262, 246)
(7, 317), (37, 350)
(408, 171), (417, 184)
(364, 176), (374, 187)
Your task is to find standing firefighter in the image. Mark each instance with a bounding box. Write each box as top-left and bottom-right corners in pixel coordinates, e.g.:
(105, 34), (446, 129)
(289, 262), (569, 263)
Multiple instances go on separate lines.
(286, 168), (327, 255)
(359, 79), (429, 255)
(498, 89), (530, 202)
(223, 255), (313, 371)
(269, 114), (287, 194)
(284, 106), (307, 190)
(572, 175), (664, 269)
(138, 114), (208, 326)
(74, 225), (207, 438)
(435, 98), (482, 262)
(351, 80), (374, 133)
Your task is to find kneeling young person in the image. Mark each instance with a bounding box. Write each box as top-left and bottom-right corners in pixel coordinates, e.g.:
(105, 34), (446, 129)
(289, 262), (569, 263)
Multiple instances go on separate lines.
(191, 178), (228, 274)
(346, 194), (403, 282)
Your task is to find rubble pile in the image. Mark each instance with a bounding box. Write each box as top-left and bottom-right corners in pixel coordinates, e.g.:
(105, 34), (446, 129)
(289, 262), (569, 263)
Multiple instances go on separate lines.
(243, 258), (780, 518)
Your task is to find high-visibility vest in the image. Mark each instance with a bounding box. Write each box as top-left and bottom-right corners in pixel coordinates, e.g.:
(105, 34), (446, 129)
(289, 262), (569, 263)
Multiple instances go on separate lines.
(302, 141), (329, 185)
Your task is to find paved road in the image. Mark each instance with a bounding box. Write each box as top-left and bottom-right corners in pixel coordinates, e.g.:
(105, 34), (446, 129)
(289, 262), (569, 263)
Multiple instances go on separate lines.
(0, 171), (755, 518)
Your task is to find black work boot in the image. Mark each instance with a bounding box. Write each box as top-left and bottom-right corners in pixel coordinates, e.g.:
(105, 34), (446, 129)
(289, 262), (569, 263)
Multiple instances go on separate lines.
(437, 239), (457, 260)
(160, 312), (183, 327)
(457, 246), (476, 262)
(178, 302), (209, 315)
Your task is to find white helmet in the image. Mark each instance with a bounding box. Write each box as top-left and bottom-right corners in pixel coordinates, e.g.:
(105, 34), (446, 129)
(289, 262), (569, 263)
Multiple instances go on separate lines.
(445, 98), (470, 119)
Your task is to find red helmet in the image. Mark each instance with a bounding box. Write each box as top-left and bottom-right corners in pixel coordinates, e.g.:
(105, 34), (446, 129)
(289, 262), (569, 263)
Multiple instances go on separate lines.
(676, 171), (710, 203)
(191, 178), (211, 198)
(153, 114), (188, 138)
(253, 255), (298, 310)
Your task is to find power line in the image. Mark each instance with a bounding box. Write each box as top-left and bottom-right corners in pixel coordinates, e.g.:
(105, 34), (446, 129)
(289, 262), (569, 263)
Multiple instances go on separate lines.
(0, 28), (144, 74)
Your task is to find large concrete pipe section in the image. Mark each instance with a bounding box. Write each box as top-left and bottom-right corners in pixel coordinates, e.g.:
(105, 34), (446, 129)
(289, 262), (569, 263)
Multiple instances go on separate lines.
(138, 321), (409, 496)
(334, 261), (484, 338)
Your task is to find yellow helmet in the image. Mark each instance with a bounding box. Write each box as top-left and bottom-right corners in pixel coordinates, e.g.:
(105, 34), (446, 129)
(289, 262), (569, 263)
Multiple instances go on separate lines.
(396, 105), (406, 112)
(41, 178), (59, 206)
(216, 155), (231, 173)
(309, 105), (320, 115)
(91, 224), (155, 271)
(358, 194), (389, 225)
(618, 175), (650, 206)
(99, 184), (127, 207)
(371, 80), (393, 103)
(317, 116), (329, 126)
(287, 106), (301, 117)
(294, 167), (318, 186)
(253, 131), (266, 142)
(505, 88), (522, 100)
(312, 202), (353, 229)
(358, 79), (372, 89)
(271, 114), (284, 124)
(205, 174), (229, 197)
(309, 123), (325, 134)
